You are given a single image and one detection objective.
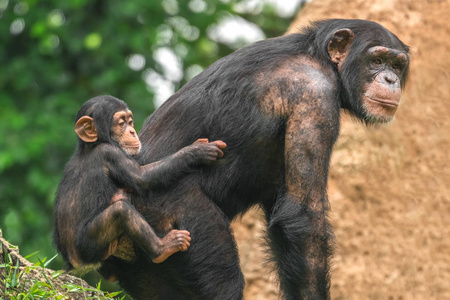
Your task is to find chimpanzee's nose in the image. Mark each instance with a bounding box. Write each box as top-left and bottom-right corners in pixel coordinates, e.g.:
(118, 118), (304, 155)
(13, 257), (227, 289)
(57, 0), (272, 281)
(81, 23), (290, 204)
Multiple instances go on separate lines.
(380, 73), (400, 91)
(384, 73), (398, 85)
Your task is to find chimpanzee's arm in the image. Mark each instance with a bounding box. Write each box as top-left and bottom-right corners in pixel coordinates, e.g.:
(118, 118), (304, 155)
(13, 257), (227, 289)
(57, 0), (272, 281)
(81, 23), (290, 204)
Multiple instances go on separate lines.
(105, 139), (225, 190)
(267, 81), (340, 299)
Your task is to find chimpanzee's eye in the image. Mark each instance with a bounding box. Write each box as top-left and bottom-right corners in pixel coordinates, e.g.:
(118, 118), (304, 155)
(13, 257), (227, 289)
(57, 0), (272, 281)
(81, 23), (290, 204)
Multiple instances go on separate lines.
(392, 63), (401, 71)
(372, 58), (383, 65)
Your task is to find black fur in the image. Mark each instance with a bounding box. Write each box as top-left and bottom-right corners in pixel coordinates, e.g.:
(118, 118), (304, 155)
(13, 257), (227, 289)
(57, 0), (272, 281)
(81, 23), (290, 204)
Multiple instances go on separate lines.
(53, 95), (225, 273)
(106, 19), (409, 299)
(54, 96), (133, 267)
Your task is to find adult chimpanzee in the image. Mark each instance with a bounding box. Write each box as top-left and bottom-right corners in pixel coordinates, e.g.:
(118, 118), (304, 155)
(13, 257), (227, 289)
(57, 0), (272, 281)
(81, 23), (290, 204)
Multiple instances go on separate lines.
(53, 95), (226, 275)
(105, 19), (410, 299)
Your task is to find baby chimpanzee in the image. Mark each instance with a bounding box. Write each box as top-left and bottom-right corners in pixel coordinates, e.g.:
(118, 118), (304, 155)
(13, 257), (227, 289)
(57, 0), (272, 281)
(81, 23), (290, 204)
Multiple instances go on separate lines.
(53, 95), (226, 275)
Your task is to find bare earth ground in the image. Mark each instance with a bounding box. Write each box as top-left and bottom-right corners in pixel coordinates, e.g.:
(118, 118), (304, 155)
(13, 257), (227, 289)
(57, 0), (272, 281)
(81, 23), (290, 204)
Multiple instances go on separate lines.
(232, 0), (450, 299)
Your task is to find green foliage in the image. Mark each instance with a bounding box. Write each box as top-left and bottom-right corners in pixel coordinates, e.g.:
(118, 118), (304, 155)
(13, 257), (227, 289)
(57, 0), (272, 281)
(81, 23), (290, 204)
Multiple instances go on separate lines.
(1, 248), (123, 299)
(0, 0), (298, 293)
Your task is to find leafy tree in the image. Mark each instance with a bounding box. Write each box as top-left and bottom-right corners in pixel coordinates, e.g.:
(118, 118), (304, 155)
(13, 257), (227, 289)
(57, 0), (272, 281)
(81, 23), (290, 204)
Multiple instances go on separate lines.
(0, 0), (298, 287)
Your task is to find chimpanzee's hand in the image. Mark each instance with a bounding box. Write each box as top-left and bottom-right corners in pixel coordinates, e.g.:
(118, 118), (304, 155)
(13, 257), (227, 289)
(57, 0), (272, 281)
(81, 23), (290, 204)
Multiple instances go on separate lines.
(186, 138), (227, 165)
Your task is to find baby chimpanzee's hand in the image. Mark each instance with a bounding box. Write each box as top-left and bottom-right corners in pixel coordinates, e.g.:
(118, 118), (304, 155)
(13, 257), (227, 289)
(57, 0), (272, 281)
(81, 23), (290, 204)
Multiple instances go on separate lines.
(188, 138), (227, 165)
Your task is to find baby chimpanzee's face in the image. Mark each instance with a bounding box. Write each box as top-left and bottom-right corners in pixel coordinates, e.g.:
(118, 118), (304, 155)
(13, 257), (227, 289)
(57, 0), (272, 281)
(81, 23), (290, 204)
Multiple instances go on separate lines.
(111, 110), (141, 156)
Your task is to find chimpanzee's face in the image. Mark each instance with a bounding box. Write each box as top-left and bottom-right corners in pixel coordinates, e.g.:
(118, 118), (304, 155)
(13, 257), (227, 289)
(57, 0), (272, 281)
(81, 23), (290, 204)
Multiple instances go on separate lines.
(328, 26), (410, 125)
(360, 46), (409, 124)
(111, 110), (141, 156)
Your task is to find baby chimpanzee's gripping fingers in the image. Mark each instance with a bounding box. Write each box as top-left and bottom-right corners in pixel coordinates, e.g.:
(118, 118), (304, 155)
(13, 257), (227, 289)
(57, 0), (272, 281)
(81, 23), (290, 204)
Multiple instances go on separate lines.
(210, 140), (227, 158)
(194, 138), (209, 144)
(210, 140), (227, 149)
(188, 138), (227, 163)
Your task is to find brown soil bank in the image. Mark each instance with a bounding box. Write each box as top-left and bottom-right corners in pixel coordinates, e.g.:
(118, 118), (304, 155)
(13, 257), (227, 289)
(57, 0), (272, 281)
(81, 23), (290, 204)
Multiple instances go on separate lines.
(231, 1), (450, 299)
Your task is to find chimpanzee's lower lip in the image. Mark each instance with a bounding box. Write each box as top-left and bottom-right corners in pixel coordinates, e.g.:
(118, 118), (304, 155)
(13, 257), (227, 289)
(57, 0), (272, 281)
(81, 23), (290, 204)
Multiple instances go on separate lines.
(126, 144), (141, 149)
(366, 97), (399, 108)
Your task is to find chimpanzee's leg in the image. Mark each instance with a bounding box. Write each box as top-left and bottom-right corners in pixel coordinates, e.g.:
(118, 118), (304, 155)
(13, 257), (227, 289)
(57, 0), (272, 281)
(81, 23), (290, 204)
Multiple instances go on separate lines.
(266, 193), (334, 300)
(154, 185), (245, 300)
(75, 193), (191, 265)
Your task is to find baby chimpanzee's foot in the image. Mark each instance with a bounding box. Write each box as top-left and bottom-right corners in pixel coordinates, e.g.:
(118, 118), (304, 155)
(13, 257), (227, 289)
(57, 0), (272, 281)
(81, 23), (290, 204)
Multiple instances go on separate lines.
(152, 230), (191, 263)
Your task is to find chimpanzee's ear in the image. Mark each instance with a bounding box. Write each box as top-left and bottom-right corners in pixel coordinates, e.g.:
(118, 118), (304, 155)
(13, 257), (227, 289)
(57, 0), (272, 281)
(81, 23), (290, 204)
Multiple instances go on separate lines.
(327, 28), (355, 68)
(75, 116), (98, 142)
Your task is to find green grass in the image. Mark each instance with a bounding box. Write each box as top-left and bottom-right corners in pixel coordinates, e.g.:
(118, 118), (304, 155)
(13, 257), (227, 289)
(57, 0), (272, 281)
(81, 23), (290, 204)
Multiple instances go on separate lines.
(0, 245), (124, 300)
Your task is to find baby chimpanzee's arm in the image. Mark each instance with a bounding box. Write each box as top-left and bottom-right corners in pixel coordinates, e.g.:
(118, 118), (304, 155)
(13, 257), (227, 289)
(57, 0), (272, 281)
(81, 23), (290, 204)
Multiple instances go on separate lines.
(105, 139), (226, 190)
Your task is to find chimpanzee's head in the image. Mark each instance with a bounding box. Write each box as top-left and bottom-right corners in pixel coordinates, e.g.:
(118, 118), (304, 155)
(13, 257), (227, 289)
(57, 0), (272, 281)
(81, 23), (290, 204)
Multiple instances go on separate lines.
(322, 19), (410, 124)
(74, 95), (141, 155)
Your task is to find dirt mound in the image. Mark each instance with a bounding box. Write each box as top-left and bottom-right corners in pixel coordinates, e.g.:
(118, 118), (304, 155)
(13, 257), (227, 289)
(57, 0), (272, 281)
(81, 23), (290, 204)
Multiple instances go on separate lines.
(232, 1), (450, 299)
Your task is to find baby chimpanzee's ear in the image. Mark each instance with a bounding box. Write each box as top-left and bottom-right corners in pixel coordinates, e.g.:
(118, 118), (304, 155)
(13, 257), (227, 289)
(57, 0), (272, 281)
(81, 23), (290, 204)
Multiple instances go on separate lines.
(75, 116), (98, 142)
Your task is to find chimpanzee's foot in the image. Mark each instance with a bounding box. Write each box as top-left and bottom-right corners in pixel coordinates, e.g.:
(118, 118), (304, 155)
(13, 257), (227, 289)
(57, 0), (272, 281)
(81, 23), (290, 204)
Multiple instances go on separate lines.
(152, 230), (191, 263)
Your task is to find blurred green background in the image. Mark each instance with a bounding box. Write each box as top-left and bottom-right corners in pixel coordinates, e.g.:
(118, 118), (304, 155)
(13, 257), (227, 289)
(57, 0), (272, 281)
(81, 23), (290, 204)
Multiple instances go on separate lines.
(0, 0), (301, 292)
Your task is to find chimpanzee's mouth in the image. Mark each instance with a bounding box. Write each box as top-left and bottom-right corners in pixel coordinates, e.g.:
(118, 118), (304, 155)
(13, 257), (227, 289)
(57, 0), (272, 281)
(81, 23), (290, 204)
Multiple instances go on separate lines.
(125, 143), (141, 149)
(365, 97), (399, 108)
